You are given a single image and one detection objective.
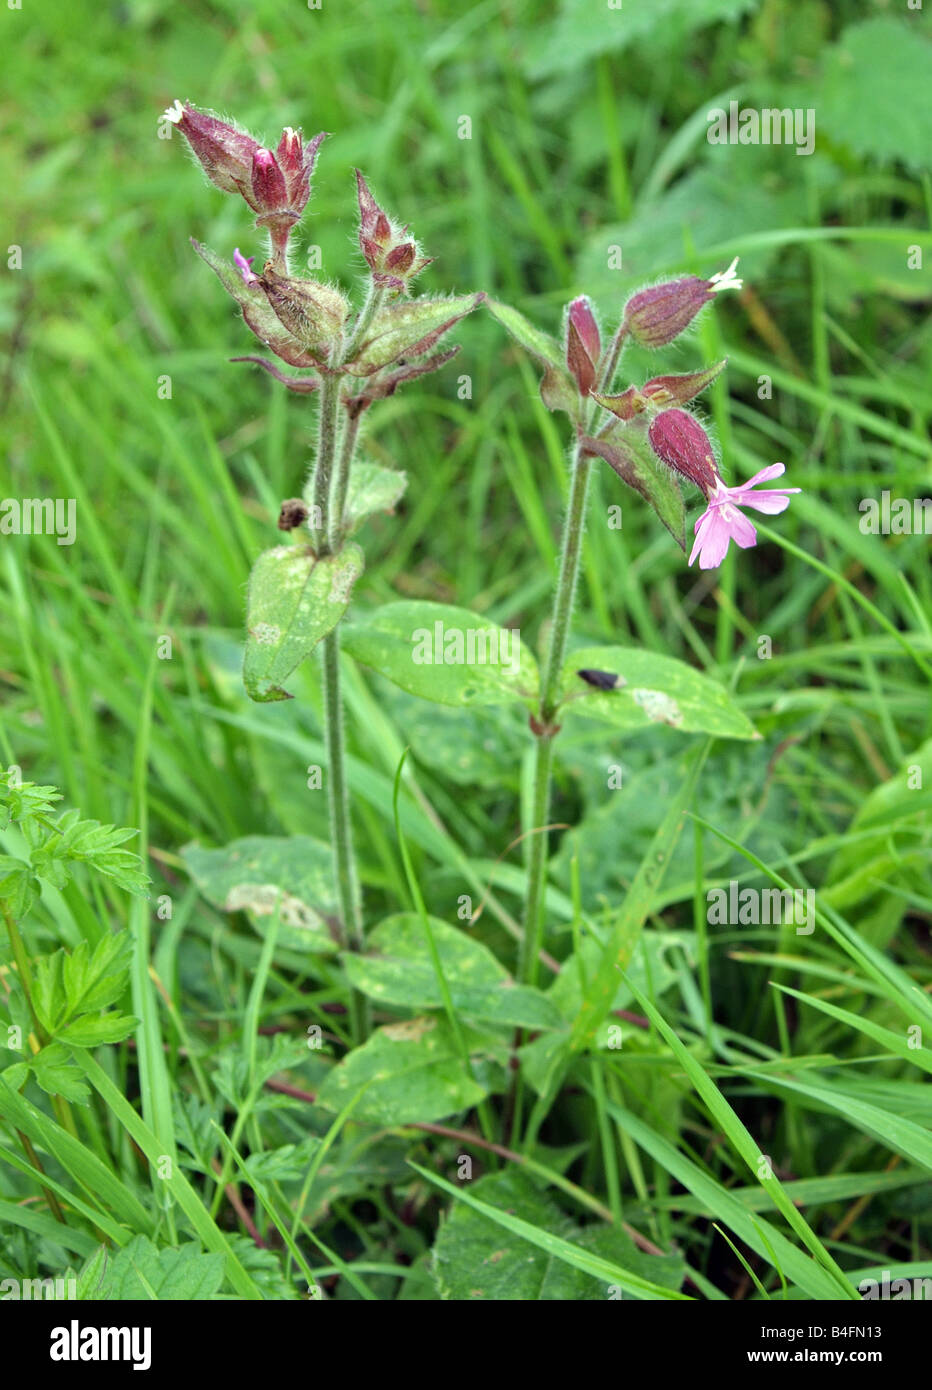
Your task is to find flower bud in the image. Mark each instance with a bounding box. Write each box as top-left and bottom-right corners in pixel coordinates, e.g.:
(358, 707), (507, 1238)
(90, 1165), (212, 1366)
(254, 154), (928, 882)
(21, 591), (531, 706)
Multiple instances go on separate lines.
(647, 408), (720, 495)
(355, 171), (432, 292)
(260, 267), (350, 354)
(249, 148), (289, 215)
(166, 102), (326, 267)
(275, 127), (325, 216)
(565, 296), (600, 396)
(164, 101), (260, 198)
(622, 259), (742, 348)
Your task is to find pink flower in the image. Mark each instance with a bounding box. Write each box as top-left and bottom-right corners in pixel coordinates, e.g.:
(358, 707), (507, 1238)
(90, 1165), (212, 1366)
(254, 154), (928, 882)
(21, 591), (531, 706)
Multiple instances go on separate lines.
(233, 248), (258, 285)
(689, 463), (800, 570)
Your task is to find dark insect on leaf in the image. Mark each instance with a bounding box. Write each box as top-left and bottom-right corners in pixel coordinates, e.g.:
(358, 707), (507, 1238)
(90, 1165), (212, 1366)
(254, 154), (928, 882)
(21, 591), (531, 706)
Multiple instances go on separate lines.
(577, 668), (625, 691)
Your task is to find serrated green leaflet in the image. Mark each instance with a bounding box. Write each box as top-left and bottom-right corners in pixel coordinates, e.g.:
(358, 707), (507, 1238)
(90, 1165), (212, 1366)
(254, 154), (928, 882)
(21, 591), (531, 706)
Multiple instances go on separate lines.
(431, 1168), (686, 1300)
(76, 1235), (226, 1300)
(417, 1163), (690, 1300)
(244, 543), (363, 702)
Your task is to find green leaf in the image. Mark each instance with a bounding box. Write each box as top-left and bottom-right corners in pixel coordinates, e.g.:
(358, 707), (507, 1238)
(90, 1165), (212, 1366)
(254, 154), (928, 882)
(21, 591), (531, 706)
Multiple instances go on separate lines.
(423, 1166), (689, 1300)
(526, 0), (757, 78)
(548, 930), (693, 1039)
(342, 460), (408, 534)
(243, 1135), (323, 1184)
(0, 856), (38, 917)
(344, 913), (564, 1030)
(315, 1017), (498, 1125)
(0, 780), (62, 829)
(583, 421), (686, 552)
(28, 1043), (91, 1104)
(818, 19), (932, 175)
(32, 934), (132, 1038)
(244, 542), (364, 702)
(0, 1076), (154, 1236)
(745, 1069), (932, 1172)
(347, 294), (484, 373)
(29, 814), (148, 895)
(485, 299), (563, 369)
(181, 835), (339, 955)
(560, 645), (757, 739)
(77, 1234), (226, 1301)
(341, 601), (538, 707)
(56, 1013), (138, 1047)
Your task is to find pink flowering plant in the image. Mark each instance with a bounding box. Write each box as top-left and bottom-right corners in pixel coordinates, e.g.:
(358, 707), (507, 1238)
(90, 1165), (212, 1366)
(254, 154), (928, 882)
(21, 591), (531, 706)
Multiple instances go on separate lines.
(167, 98), (798, 1119)
(167, 100), (482, 1037)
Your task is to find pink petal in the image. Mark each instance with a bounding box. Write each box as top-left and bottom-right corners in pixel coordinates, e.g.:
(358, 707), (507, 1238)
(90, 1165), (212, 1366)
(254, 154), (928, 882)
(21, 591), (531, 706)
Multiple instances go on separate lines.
(740, 461), (786, 489)
(737, 488), (797, 515)
(690, 507), (732, 569)
(722, 504), (758, 549)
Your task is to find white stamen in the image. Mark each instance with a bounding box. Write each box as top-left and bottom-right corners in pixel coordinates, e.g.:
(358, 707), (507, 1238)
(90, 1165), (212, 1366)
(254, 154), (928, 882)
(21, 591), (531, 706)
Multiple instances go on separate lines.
(708, 257), (743, 293)
(163, 100), (184, 124)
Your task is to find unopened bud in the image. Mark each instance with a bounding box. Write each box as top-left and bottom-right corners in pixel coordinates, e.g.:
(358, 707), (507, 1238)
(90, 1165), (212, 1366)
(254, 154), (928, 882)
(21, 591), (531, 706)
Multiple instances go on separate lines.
(165, 100), (259, 198)
(565, 296), (600, 396)
(647, 408), (720, 495)
(622, 260), (742, 348)
(250, 148), (289, 215)
(355, 171), (432, 291)
(260, 268), (349, 352)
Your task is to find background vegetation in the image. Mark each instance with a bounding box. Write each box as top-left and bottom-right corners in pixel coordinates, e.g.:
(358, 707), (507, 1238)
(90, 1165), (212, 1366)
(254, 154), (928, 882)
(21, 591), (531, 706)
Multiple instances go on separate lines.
(1, 0), (930, 1300)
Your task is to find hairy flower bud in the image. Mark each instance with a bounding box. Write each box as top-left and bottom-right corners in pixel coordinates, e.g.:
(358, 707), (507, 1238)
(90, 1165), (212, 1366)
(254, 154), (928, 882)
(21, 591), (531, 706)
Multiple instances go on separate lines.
(167, 103), (326, 267)
(260, 267), (350, 354)
(622, 259), (743, 348)
(165, 100), (260, 197)
(647, 408), (720, 495)
(355, 171), (432, 292)
(565, 296), (600, 396)
(250, 148), (289, 215)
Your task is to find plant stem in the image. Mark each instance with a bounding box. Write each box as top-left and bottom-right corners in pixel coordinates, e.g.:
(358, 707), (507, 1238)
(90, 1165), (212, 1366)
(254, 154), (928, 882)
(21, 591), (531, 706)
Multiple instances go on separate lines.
(322, 630), (363, 953)
(330, 404), (363, 546)
(519, 442), (592, 987)
(310, 284), (386, 1039)
(311, 373), (341, 556)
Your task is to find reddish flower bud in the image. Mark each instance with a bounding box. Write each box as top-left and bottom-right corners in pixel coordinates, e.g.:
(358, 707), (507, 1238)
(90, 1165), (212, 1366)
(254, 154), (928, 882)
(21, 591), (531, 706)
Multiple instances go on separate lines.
(250, 148), (289, 215)
(165, 100), (259, 198)
(647, 408), (720, 495)
(564, 296), (600, 397)
(568, 297), (600, 363)
(166, 102), (326, 245)
(622, 260), (742, 348)
(273, 127), (326, 218)
(354, 170), (432, 291)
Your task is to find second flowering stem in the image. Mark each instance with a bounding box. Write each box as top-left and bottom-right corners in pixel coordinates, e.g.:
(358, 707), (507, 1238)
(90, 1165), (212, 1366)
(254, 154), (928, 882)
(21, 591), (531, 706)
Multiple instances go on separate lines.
(519, 440), (592, 988)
